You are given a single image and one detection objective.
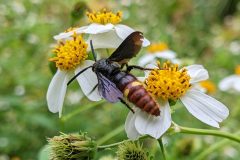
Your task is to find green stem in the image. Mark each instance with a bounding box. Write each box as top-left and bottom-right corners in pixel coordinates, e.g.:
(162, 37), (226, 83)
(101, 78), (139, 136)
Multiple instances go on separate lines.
(172, 122), (240, 143)
(195, 130), (240, 160)
(158, 138), (166, 160)
(195, 139), (228, 160)
(97, 135), (148, 150)
(98, 139), (132, 150)
(61, 101), (105, 122)
(97, 125), (124, 145)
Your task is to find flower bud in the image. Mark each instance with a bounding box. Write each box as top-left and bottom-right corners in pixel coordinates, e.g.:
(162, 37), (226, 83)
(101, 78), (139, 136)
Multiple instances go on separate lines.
(116, 141), (152, 160)
(48, 132), (96, 160)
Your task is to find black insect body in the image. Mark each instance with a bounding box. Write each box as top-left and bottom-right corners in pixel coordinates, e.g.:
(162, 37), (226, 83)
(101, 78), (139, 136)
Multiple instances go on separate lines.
(68, 32), (160, 116)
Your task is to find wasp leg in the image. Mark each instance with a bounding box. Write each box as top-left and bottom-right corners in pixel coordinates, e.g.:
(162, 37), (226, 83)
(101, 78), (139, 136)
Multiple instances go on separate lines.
(86, 84), (98, 96)
(126, 65), (153, 73)
(119, 98), (135, 113)
(68, 66), (93, 85)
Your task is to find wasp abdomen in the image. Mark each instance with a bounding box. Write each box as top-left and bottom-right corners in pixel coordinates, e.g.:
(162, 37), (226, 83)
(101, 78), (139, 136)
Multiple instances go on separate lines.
(121, 78), (160, 116)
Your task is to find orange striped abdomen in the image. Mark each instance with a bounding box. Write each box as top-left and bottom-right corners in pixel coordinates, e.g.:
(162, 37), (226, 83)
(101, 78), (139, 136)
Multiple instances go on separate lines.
(123, 81), (160, 116)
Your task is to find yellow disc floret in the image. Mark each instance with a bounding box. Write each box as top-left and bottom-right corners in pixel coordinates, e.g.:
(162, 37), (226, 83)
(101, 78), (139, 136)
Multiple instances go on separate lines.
(50, 33), (88, 71)
(145, 61), (191, 101)
(86, 9), (122, 25)
(147, 42), (169, 53)
(200, 80), (216, 94)
(235, 65), (240, 75)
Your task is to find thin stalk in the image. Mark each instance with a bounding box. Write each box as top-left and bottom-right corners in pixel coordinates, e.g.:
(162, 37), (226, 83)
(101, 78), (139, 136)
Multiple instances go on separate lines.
(61, 101), (105, 122)
(158, 138), (166, 160)
(195, 130), (240, 160)
(98, 139), (132, 150)
(172, 122), (240, 143)
(98, 135), (148, 150)
(97, 125), (124, 145)
(195, 140), (228, 160)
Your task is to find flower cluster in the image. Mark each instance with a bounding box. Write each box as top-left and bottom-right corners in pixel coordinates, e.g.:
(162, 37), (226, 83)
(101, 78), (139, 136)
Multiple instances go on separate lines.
(47, 9), (150, 117)
(125, 61), (229, 139)
(47, 8), (230, 143)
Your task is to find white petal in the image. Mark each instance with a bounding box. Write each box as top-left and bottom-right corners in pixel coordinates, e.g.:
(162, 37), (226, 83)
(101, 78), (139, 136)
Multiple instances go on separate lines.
(138, 54), (155, 66)
(180, 89), (229, 128)
(115, 24), (134, 39)
(137, 77), (145, 82)
(75, 60), (102, 101)
(142, 38), (151, 47)
(219, 75), (240, 91)
(233, 80), (240, 91)
(155, 50), (176, 59)
(74, 26), (90, 33)
(115, 24), (150, 47)
(53, 26), (89, 40)
(192, 84), (207, 93)
(186, 65), (209, 83)
(125, 111), (141, 139)
(82, 23), (114, 34)
(46, 70), (69, 117)
(135, 103), (172, 139)
(86, 30), (123, 50)
(54, 31), (74, 40)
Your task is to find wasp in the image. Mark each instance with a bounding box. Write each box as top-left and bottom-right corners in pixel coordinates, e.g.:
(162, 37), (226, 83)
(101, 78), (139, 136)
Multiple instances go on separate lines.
(68, 32), (160, 116)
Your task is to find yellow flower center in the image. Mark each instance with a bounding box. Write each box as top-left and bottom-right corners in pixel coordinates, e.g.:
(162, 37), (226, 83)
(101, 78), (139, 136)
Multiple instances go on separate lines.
(235, 65), (240, 75)
(145, 61), (191, 101)
(147, 42), (169, 53)
(86, 9), (122, 25)
(199, 80), (216, 94)
(50, 33), (88, 71)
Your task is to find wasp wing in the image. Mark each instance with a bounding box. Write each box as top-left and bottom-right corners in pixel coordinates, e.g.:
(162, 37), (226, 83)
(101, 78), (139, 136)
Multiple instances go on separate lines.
(97, 73), (123, 103)
(108, 31), (144, 64)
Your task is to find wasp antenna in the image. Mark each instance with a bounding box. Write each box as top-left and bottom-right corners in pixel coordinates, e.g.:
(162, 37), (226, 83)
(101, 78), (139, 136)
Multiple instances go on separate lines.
(90, 40), (97, 62)
(67, 66), (93, 85)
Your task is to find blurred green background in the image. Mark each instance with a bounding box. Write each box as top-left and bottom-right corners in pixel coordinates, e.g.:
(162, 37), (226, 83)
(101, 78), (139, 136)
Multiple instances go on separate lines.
(0, 0), (240, 159)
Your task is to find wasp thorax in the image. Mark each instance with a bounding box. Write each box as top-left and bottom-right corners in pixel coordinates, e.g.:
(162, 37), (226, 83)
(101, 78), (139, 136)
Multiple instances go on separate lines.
(145, 61), (191, 101)
(50, 33), (88, 71)
(93, 59), (120, 74)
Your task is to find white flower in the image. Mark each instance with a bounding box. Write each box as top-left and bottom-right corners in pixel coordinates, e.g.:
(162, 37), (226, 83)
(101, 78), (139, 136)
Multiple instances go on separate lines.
(219, 65), (240, 93)
(125, 62), (229, 139)
(47, 34), (101, 117)
(219, 76), (240, 92)
(53, 10), (150, 51)
(138, 42), (176, 66)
